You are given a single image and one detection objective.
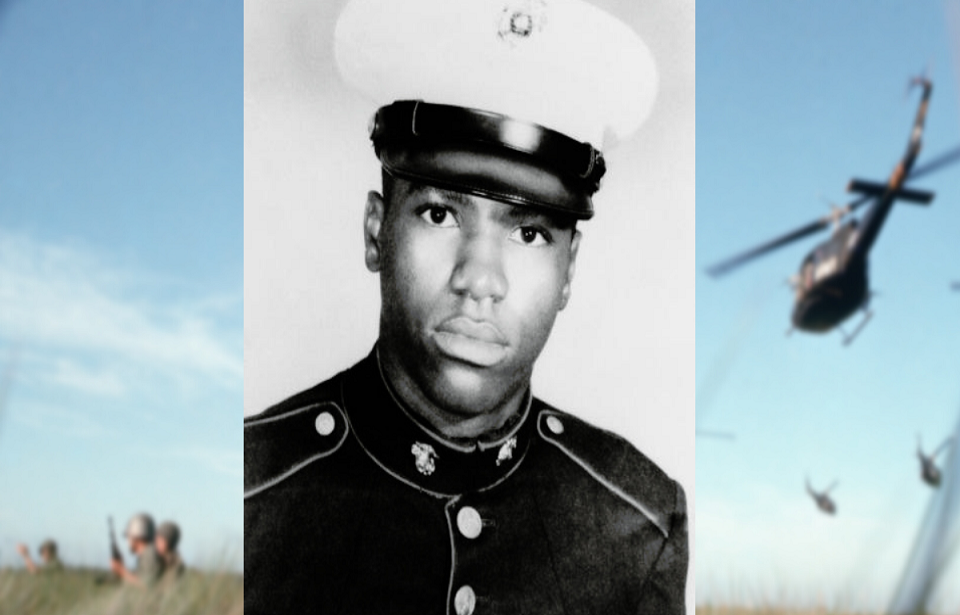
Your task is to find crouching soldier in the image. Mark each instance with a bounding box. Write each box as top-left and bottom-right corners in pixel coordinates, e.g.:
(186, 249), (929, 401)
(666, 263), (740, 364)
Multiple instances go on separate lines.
(111, 513), (165, 588)
(156, 521), (186, 582)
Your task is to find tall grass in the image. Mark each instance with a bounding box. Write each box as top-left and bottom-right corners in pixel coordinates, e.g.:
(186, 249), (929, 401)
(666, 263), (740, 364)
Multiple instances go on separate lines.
(0, 568), (242, 615)
(696, 608), (873, 615)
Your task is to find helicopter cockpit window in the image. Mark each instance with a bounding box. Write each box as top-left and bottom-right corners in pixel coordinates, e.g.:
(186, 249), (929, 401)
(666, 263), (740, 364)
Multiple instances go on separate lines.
(800, 261), (814, 293)
(846, 227), (859, 249)
(814, 255), (837, 280)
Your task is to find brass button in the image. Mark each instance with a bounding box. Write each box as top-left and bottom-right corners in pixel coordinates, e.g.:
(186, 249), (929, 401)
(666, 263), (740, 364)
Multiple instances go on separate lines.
(314, 411), (335, 436)
(454, 585), (476, 615)
(457, 506), (483, 539)
(546, 416), (564, 434)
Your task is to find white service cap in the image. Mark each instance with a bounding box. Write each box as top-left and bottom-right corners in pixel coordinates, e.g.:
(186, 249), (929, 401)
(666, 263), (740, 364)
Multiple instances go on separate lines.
(334, 0), (658, 150)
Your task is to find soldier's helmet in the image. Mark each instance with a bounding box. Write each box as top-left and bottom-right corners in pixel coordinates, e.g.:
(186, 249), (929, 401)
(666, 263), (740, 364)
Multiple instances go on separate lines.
(124, 513), (156, 542)
(39, 539), (57, 558)
(157, 521), (181, 551)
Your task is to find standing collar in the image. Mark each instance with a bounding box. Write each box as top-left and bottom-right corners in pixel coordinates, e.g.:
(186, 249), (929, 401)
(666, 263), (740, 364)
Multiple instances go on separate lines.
(342, 349), (535, 496)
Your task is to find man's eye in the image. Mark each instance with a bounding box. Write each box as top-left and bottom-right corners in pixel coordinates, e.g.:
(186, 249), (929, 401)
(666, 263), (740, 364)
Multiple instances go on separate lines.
(509, 226), (550, 246)
(420, 205), (458, 228)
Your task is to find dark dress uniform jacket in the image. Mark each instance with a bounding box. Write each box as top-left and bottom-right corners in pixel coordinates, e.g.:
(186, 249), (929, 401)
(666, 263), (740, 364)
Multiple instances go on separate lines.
(245, 350), (687, 614)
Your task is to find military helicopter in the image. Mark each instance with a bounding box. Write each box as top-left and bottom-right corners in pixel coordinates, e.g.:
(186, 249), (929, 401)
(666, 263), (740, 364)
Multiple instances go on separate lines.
(707, 77), (956, 344)
(806, 478), (838, 515)
(917, 435), (953, 488)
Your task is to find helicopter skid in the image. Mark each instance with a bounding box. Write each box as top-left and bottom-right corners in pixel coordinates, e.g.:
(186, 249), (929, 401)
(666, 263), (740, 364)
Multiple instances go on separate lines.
(841, 309), (873, 346)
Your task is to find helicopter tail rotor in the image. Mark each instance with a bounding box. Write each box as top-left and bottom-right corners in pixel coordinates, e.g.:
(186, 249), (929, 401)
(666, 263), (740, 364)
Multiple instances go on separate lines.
(905, 66), (932, 102)
(908, 66), (932, 93)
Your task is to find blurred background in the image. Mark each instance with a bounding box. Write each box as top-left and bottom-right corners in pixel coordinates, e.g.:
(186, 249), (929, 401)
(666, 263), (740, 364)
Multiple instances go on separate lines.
(697, 1), (960, 612)
(0, 0), (242, 571)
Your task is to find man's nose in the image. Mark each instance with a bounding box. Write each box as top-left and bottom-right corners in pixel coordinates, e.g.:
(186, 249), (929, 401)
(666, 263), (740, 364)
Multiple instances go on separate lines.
(450, 231), (507, 303)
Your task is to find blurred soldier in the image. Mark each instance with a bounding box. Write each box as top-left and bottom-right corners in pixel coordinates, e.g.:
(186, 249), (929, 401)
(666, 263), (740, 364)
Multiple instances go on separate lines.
(16, 539), (64, 574)
(245, 0), (688, 612)
(155, 521), (185, 580)
(110, 512), (165, 587)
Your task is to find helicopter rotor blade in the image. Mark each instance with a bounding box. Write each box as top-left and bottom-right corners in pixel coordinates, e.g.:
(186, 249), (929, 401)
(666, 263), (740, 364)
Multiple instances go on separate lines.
(706, 195), (871, 278)
(932, 437), (954, 459)
(706, 219), (831, 278)
(908, 144), (960, 181)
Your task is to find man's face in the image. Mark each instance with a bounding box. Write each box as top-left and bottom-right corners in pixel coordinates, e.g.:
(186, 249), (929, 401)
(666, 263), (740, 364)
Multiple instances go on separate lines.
(366, 176), (580, 418)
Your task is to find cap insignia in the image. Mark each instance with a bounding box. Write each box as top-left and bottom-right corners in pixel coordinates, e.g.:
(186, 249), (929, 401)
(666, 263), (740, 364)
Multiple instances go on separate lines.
(497, 0), (547, 44)
(411, 442), (439, 475)
(495, 436), (517, 466)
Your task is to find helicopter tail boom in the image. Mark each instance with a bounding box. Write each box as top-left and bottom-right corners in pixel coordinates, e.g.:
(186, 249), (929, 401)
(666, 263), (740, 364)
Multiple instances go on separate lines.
(846, 179), (934, 205)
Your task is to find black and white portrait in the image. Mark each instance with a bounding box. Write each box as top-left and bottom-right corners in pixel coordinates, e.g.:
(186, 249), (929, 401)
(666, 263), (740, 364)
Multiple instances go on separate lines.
(244, 0), (694, 611)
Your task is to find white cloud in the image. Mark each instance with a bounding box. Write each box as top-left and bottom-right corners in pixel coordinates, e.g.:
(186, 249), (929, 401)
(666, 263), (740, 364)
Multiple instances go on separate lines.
(150, 446), (243, 478)
(0, 229), (242, 389)
(46, 357), (127, 397)
(11, 401), (115, 439)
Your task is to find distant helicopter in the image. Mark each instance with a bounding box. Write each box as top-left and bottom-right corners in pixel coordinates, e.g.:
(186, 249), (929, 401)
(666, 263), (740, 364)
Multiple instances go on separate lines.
(917, 435), (953, 488)
(707, 78), (958, 344)
(806, 478), (838, 515)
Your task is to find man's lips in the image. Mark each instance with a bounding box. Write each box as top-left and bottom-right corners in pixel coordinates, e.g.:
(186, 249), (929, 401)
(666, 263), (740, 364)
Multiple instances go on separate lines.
(432, 317), (509, 367)
(436, 317), (508, 344)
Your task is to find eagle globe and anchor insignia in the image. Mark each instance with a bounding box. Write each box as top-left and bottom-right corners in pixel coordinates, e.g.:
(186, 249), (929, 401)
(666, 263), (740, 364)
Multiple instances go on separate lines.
(497, 0), (547, 43)
(411, 442), (439, 476)
(496, 436), (517, 466)
(411, 436), (517, 475)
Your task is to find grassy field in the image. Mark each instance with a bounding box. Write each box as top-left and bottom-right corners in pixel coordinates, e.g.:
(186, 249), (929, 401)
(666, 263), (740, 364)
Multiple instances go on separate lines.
(697, 608), (884, 615)
(0, 568), (242, 615)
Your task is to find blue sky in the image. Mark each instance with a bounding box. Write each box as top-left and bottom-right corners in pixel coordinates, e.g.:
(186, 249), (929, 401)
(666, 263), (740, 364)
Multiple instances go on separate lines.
(697, 1), (960, 610)
(0, 0), (242, 569)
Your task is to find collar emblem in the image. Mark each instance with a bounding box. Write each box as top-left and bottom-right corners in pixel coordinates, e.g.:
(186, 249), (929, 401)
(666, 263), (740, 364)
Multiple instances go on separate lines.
(411, 442), (438, 476)
(496, 436), (518, 466)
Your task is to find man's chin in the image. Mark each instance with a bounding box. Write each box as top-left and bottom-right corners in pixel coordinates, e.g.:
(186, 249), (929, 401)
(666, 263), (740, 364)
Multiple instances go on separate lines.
(426, 362), (521, 417)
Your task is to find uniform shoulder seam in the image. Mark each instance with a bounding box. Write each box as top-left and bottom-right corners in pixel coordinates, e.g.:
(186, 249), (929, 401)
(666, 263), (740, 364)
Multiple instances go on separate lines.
(244, 401), (333, 428)
(536, 407), (674, 538)
(244, 400), (349, 499)
(244, 369), (346, 424)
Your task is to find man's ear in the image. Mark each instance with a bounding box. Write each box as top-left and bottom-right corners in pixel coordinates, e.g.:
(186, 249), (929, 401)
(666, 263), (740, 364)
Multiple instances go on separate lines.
(364, 191), (385, 272)
(559, 230), (581, 310)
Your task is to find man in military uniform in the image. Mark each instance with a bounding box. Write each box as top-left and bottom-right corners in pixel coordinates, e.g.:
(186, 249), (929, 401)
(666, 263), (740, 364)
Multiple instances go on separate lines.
(245, 0), (689, 613)
(110, 512), (165, 588)
(155, 521), (186, 581)
(16, 539), (64, 574)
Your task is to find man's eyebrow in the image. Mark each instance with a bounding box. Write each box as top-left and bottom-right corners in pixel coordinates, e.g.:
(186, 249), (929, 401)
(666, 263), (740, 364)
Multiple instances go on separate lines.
(403, 184), (574, 229)
(404, 184), (473, 206)
(501, 205), (575, 229)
